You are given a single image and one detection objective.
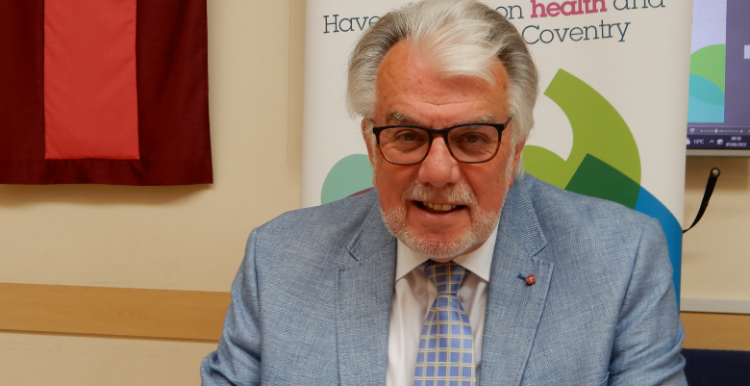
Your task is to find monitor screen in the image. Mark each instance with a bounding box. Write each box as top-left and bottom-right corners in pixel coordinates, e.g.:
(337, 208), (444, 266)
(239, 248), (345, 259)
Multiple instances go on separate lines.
(687, 0), (750, 156)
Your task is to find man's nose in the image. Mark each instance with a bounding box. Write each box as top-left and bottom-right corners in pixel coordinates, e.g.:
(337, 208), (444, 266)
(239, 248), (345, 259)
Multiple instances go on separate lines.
(417, 136), (461, 188)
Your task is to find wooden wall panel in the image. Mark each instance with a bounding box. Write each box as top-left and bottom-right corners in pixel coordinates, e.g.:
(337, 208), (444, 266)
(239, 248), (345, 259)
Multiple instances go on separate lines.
(2, 283), (749, 351)
(681, 312), (750, 351)
(0, 283), (229, 341)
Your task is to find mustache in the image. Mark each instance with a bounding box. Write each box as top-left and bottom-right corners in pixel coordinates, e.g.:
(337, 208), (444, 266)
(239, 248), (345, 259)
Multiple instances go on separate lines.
(401, 181), (478, 206)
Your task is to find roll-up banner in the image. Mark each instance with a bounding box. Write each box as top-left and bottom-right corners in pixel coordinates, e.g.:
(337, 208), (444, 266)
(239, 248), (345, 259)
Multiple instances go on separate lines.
(301, 0), (692, 296)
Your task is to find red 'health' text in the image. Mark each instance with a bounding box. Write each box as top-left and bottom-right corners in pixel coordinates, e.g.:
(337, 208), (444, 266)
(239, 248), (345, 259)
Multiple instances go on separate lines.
(530, 0), (608, 18)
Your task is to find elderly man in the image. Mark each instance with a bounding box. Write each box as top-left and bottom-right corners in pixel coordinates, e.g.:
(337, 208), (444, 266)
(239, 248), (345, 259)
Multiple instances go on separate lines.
(201, 0), (687, 385)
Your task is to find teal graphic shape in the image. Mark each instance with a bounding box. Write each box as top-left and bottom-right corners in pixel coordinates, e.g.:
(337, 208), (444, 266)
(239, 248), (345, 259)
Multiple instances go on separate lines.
(320, 154), (373, 205)
(523, 69), (682, 302)
(688, 94), (725, 123)
(524, 69), (641, 191)
(688, 44), (726, 123)
(689, 74), (725, 106)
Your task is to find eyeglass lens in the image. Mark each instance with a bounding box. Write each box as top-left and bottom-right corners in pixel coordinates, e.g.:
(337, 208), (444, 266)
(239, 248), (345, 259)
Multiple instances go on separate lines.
(379, 125), (500, 164)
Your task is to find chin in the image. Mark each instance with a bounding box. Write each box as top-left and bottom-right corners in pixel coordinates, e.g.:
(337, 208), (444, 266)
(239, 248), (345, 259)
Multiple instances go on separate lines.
(402, 233), (479, 261)
(381, 205), (500, 261)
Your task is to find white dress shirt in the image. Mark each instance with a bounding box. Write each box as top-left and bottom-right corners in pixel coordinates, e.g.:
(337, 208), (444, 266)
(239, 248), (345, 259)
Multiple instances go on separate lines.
(386, 223), (499, 386)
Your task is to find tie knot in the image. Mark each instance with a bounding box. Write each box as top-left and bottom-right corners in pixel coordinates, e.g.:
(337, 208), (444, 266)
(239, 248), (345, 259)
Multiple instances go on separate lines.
(423, 260), (468, 295)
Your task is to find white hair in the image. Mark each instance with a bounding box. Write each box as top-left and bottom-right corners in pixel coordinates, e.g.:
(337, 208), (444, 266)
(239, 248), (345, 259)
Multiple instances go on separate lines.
(347, 0), (538, 177)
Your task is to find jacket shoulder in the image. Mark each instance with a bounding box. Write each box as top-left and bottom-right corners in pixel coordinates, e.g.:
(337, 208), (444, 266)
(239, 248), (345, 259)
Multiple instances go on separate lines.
(522, 174), (655, 235)
(248, 190), (380, 267)
(258, 189), (377, 234)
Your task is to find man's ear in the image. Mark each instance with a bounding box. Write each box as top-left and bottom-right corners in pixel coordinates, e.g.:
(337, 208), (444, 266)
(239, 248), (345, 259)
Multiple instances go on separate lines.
(361, 118), (379, 188)
(362, 119), (376, 167)
(513, 139), (526, 169)
(508, 139), (526, 189)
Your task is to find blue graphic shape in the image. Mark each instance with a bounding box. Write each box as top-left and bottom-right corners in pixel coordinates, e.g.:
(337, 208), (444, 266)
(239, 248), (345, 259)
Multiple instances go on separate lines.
(635, 187), (683, 307)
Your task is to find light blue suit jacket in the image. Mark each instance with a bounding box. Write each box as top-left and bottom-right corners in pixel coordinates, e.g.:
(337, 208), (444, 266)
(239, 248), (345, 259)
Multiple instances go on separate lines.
(201, 175), (687, 385)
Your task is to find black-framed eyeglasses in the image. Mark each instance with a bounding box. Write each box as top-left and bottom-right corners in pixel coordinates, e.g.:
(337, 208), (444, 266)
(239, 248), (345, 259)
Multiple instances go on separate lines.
(372, 117), (512, 165)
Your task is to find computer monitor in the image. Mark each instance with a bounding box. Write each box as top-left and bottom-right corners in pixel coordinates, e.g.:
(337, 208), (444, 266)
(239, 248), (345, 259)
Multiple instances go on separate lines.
(686, 0), (750, 156)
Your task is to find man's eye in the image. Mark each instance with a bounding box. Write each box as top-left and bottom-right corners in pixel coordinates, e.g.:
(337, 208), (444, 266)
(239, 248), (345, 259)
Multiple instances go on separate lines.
(395, 130), (419, 142)
(457, 133), (489, 144)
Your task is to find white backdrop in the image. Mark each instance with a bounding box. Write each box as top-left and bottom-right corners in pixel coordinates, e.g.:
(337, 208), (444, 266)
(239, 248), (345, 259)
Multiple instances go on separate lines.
(300, 0), (692, 296)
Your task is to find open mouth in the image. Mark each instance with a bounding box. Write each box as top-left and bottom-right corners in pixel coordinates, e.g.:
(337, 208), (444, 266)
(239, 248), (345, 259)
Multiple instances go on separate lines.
(415, 201), (466, 213)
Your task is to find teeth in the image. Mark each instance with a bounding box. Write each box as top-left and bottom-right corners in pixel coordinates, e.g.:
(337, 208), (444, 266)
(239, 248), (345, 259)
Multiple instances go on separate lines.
(423, 202), (457, 212)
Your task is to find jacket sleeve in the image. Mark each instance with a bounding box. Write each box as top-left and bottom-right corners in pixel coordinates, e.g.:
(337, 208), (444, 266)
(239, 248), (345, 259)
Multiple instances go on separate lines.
(201, 230), (263, 386)
(608, 218), (687, 386)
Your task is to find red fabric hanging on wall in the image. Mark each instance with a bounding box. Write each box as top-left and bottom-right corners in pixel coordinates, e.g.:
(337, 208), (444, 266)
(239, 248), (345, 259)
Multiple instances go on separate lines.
(44, 0), (140, 160)
(0, 0), (212, 185)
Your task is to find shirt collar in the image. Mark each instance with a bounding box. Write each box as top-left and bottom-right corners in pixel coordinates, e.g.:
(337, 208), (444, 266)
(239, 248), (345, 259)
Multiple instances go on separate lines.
(395, 220), (499, 283)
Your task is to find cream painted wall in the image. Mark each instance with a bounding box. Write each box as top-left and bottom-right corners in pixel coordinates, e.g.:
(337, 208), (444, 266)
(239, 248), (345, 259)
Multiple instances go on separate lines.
(0, 332), (217, 386)
(0, 0), (305, 293)
(0, 1), (305, 384)
(683, 156), (750, 303)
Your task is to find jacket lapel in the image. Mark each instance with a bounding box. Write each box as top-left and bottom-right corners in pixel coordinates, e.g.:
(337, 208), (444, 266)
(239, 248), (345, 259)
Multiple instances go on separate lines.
(337, 199), (396, 386)
(479, 176), (554, 386)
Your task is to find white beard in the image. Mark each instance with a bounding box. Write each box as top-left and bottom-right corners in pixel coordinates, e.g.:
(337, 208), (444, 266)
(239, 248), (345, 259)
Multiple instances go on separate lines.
(379, 150), (516, 261)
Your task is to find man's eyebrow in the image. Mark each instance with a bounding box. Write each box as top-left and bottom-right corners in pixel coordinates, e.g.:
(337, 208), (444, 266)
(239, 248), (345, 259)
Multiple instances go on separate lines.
(475, 114), (495, 124)
(385, 111), (417, 125)
(384, 112), (499, 126)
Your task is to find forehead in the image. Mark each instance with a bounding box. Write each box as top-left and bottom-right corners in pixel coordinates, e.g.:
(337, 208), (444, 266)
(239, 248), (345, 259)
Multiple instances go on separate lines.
(374, 40), (510, 125)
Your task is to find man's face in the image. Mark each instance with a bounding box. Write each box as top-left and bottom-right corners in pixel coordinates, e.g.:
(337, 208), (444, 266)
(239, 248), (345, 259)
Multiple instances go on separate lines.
(363, 40), (525, 262)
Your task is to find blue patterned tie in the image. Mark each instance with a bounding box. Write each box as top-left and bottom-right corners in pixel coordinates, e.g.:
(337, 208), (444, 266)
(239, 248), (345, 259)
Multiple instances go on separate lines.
(414, 260), (476, 386)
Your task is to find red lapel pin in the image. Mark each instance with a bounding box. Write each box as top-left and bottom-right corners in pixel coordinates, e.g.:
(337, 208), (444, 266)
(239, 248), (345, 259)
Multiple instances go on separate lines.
(525, 274), (536, 286)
